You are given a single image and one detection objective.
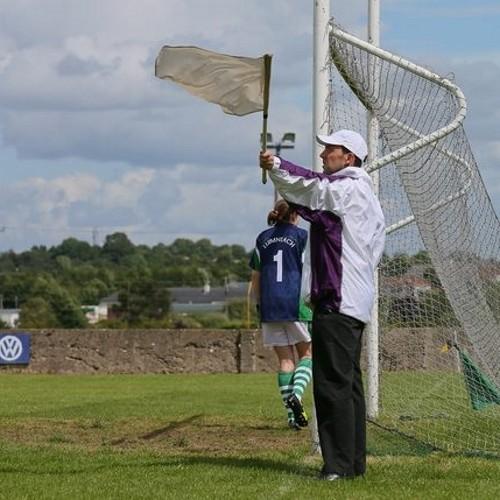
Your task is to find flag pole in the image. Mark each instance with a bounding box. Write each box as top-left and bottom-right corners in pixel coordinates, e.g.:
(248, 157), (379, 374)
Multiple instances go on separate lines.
(261, 54), (272, 184)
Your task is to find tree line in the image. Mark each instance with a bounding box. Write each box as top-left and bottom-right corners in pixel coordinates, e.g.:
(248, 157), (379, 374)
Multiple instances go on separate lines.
(1, 235), (497, 329)
(0, 233), (251, 328)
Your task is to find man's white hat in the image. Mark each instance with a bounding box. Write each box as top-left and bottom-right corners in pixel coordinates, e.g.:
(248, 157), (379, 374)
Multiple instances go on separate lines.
(316, 129), (368, 162)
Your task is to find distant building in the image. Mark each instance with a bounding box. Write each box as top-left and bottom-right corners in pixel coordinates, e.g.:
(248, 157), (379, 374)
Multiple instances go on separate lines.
(169, 281), (248, 314)
(82, 283), (250, 320)
(82, 292), (121, 324)
(0, 308), (20, 328)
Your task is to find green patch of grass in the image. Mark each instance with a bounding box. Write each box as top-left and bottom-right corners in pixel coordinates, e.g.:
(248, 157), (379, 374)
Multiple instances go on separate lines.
(0, 373), (499, 499)
(378, 371), (500, 455)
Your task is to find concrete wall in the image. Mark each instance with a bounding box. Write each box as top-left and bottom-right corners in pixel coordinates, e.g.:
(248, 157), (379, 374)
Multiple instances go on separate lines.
(379, 327), (460, 371)
(1, 329), (277, 374)
(1, 327), (461, 374)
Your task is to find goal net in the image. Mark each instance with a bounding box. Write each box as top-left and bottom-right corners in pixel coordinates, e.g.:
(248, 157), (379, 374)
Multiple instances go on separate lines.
(327, 22), (500, 456)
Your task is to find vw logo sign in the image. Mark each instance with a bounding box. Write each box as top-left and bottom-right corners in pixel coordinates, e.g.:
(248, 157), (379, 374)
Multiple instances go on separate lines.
(0, 335), (23, 361)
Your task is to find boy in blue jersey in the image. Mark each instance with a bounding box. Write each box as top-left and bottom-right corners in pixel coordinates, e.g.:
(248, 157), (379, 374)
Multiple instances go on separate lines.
(250, 199), (312, 430)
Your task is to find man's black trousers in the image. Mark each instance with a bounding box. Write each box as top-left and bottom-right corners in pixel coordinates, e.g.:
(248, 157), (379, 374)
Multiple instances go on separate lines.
(312, 309), (366, 477)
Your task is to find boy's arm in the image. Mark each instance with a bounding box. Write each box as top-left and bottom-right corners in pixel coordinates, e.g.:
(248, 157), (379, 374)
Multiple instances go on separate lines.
(250, 271), (261, 311)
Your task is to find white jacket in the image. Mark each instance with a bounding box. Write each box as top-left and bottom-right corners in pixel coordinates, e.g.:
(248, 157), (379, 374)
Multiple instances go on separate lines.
(269, 158), (385, 323)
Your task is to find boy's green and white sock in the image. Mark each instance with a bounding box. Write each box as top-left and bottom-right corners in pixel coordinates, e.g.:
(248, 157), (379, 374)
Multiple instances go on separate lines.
(278, 371), (295, 424)
(292, 357), (313, 400)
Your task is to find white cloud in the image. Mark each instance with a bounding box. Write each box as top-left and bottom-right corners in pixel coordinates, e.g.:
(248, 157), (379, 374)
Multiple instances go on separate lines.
(0, 164), (275, 250)
(0, 1), (369, 171)
(0, 39), (162, 111)
(0, 0), (498, 251)
(102, 169), (156, 208)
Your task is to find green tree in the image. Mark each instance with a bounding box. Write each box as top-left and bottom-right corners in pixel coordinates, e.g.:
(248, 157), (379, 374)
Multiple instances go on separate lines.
(52, 292), (87, 328)
(215, 246), (233, 267)
(18, 246), (52, 270)
(31, 276), (87, 328)
(102, 233), (135, 263)
(19, 297), (59, 328)
(0, 250), (19, 272)
(79, 278), (110, 304)
(121, 254), (151, 280)
(55, 255), (72, 272)
(413, 250), (432, 265)
(194, 238), (215, 259)
(117, 278), (171, 325)
(170, 238), (196, 256)
(0, 271), (34, 308)
(226, 298), (258, 327)
(381, 253), (412, 277)
(51, 238), (97, 262)
(0, 234), (261, 328)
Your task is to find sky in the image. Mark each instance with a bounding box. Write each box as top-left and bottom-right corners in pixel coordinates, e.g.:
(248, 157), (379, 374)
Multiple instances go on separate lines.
(0, 0), (499, 252)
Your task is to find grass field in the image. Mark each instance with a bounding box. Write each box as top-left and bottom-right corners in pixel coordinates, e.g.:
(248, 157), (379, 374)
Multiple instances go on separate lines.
(0, 373), (499, 499)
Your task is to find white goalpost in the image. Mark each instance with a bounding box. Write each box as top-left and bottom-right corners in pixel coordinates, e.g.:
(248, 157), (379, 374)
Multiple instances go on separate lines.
(310, 0), (383, 451)
(312, 1), (500, 456)
(309, 0), (330, 454)
(365, 0), (381, 420)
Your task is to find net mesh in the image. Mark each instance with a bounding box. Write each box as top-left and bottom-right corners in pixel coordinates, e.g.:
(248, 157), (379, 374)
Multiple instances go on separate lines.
(328, 22), (500, 456)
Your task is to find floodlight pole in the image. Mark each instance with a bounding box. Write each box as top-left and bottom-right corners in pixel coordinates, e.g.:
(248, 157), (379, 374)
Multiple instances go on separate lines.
(366, 0), (381, 419)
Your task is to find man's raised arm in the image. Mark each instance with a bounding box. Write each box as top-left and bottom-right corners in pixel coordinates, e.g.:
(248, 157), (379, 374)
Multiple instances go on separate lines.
(259, 152), (347, 215)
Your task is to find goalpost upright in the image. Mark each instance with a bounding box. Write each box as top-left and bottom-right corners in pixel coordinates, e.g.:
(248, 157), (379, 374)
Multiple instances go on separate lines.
(314, 0), (382, 420)
(310, 0), (330, 453)
(366, 0), (381, 419)
(313, 0), (330, 173)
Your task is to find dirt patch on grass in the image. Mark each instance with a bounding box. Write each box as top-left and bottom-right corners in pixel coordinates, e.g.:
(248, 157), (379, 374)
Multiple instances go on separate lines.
(0, 415), (311, 455)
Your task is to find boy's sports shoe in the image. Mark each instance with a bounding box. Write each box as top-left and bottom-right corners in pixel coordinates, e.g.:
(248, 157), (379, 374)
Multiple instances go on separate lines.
(288, 420), (301, 431)
(286, 394), (308, 427)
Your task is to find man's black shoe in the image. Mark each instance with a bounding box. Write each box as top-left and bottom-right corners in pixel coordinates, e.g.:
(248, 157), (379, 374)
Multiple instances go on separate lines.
(319, 468), (355, 481)
(319, 472), (355, 481)
(319, 472), (343, 481)
(286, 394), (308, 427)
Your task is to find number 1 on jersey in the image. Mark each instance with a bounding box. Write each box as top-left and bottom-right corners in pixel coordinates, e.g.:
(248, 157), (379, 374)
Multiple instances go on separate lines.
(273, 249), (283, 282)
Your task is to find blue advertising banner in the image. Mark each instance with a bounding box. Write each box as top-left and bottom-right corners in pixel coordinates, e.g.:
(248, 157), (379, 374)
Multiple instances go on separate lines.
(0, 333), (31, 364)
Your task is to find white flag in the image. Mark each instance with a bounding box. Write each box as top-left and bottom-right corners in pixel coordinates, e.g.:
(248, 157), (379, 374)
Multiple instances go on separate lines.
(155, 46), (270, 116)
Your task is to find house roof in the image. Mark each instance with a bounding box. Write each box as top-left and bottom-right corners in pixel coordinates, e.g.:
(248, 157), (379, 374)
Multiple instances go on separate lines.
(95, 282), (249, 308)
(169, 282), (248, 304)
(99, 292), (120, 305)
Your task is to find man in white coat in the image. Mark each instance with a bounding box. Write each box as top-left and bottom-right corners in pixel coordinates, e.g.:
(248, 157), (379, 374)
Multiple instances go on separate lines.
(259, 130), (385, 481)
